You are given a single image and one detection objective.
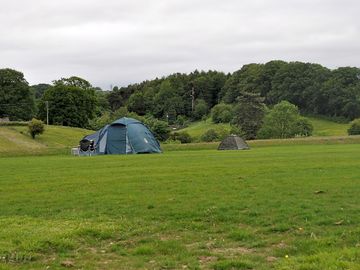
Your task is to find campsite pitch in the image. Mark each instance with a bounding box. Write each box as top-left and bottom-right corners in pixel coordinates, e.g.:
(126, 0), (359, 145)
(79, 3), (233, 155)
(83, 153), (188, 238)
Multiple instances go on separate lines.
(1, 144), (360, 269)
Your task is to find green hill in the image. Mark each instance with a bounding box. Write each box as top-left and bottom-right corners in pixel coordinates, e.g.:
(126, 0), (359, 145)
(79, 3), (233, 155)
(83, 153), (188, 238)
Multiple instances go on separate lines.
(0, 125), (92, 156)
(178, 117), (350, 141)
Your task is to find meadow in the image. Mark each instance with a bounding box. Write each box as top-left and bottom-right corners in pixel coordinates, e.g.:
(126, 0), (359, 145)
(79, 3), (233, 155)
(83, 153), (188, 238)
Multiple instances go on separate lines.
(1, 142), (360, 269)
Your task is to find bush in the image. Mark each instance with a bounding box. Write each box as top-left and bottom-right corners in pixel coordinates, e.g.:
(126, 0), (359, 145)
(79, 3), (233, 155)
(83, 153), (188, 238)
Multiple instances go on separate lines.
(144, 116), (170, 142)
(28, 118), (45, 139)
(229, 125), (245, 137)
(348, 118), (360, 135)
(296, 117), (313, 136)
(211, 103), (233, 123)
(171, 132), (192, 144)
(201, 129), (219, 142)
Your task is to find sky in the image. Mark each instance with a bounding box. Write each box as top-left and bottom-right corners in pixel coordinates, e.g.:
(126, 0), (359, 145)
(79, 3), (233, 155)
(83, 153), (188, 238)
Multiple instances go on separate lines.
(0, 0), (359, 89)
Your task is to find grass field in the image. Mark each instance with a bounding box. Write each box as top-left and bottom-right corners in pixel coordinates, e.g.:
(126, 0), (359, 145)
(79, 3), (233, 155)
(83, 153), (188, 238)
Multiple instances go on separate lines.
(1, 143), (360, 269)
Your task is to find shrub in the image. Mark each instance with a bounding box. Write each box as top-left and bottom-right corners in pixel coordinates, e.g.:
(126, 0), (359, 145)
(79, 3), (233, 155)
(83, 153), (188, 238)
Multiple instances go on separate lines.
(211, 103), (233, 123)
(144, 116), (170, 142)
(348, 118), (360, 135)
(296, 117), (313, 136)
(171, 132), (192, 144)
(201, 129), (219, 142)
(229, 125), (245, 137)
(28, 118), (45, 139)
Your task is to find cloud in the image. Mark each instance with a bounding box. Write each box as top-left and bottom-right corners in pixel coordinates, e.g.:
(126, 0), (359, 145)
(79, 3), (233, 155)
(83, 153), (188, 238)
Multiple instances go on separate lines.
(0, 0), (359, 88)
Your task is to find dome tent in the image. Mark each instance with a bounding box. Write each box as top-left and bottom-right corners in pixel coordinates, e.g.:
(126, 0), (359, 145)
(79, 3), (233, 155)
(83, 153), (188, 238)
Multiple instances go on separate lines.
(80, 117), (161, 155)
(218, 135), (250, 150)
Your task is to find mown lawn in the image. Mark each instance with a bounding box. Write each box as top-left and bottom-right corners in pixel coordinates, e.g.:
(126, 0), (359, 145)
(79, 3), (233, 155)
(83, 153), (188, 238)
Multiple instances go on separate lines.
(1, 144), (360, 269)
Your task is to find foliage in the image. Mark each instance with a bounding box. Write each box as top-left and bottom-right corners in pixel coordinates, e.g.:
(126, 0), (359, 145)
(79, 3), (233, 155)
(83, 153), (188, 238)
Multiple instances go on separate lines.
(258, 101), (311, 139)
(0, 68), (36, 120)
(296, 117), (314, 136)
(231, 92), (266, 139)
(348, 118), (360, 135)
(146, 119), (170, 142)
(38, 77), (97, 128)
(211, 103), (234, 123)
(30, 84), (51, 99)
(174, 115), (189, 127)
(268, 62), (331, 109)
(192, 99), (209, 120)
(28, 118), (45, 139)
(229, 125), (245, 137)
(171, 132), (192, 144)
(201, 129), (219, 142)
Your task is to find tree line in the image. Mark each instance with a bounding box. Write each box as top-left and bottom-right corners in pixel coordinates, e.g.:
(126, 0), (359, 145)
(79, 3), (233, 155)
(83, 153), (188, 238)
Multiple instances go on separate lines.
(0, 60), (359, 140)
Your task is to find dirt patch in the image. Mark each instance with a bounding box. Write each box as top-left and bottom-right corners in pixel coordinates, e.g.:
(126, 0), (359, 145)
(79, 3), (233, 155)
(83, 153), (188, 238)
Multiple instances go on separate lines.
(212, 246), (253, 255)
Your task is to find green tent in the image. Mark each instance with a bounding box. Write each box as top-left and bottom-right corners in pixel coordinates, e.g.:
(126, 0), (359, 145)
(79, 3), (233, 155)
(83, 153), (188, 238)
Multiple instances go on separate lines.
(80, 117), (161, 155)
(218, 135), (249, 150)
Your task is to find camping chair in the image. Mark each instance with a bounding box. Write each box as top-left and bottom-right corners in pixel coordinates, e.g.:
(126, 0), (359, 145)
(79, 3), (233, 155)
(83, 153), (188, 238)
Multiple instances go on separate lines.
(79, 139), (91, 156)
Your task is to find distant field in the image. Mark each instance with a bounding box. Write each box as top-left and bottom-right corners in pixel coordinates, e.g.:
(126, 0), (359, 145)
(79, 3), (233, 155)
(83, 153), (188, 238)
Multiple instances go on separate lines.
(307, 117), (349, 136)
(178, 117), (349, 141)
(177, 119), (231, 141)
(1, 144), (360, 269)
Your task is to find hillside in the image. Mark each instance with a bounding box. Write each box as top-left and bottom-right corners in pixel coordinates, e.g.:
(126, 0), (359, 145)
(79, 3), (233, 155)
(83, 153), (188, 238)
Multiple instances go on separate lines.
(178, 117), (350, 141)
(0, 125), (92, 156)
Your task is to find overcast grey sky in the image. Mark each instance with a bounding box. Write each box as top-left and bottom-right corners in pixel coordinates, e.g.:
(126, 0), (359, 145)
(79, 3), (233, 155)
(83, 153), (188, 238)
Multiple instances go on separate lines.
(0, 0), (359, 89)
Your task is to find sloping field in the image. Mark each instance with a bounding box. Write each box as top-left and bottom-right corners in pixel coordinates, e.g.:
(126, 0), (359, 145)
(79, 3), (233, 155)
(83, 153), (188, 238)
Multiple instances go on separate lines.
(0, 125), (92, 156)
(1, 144), (360, 269)
(307, 117), (349, 136)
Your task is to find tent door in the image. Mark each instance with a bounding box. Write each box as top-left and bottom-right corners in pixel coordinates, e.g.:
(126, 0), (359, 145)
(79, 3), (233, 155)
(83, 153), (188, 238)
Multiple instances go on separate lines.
(106, 125), (127, 154)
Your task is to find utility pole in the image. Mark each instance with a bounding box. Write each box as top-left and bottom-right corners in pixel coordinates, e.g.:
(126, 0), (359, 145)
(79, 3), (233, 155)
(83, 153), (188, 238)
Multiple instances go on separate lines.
(45, 101), (49, 125)
(190, 86), (195, 112)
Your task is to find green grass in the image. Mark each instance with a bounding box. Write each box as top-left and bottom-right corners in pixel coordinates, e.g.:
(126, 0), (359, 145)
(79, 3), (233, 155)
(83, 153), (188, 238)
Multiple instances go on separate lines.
(307, 117), (349, 136)
(178, 119), (231, 141)
(1, 144), (360, 269)
(0, 125), (92, 156)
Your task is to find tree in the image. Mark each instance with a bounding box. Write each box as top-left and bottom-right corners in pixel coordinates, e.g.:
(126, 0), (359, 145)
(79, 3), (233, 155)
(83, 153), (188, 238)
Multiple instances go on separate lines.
(211, 103), (233, 123)
(231, 92), (266, 139)
(53, 76), (92, 89)
(38, 77), (97, 128)
(31, 84), (51, 99)
(127, 92), (147, 115)
(0, 68), (36, 120)
(268, 62), (331, 110)
(193, 99), (209, 120)
(348, 118), (360, 135)
(28, 118), (45, 139)
(221, 63), (265, 103)
(258, 101), (311, 139)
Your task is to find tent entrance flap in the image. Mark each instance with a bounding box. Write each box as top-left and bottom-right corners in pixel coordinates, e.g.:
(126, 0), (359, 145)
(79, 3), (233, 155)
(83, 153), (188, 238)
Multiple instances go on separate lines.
(106, 125), (127, 154)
